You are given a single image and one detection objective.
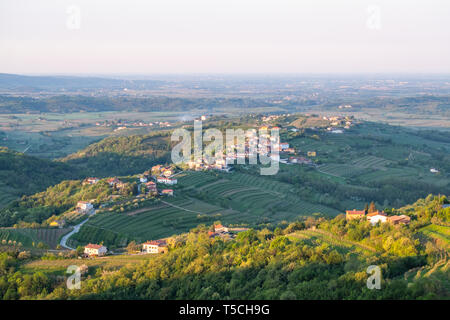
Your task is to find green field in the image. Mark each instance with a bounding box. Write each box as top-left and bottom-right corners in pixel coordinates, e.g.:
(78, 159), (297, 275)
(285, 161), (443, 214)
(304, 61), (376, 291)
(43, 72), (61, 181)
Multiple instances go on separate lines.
(287, 228), (376, 255)
(417, 224), (450, 248)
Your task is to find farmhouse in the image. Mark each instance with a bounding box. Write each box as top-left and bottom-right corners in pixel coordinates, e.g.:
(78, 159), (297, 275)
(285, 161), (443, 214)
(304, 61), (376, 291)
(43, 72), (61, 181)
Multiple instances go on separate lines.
(145, 181), (158, 194)
(387, 215), (411, 225)
(367, 211), (387, 225)
(346, 209), (366, 220)
(214, 224), (228, 233)
(157, 176), (178, 185)
(83, 177), (99, 185)
(161, 189), (174, 196)
(142, 240), (168, 254)
(289, 156), (312, 165)
(76, 201), (94, 214)
(84, 244), (107, 257)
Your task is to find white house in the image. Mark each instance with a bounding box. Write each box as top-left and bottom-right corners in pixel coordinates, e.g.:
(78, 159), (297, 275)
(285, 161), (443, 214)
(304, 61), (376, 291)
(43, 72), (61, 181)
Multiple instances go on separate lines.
(367, 214), (388, 225)
(84, 244), (107, 257)
(139, 176), (148, 183)
(76, 201), (94, 214)
(142, 240), (168, 254)
(157, 177), (177, 185)
(430, 168), (439, 173)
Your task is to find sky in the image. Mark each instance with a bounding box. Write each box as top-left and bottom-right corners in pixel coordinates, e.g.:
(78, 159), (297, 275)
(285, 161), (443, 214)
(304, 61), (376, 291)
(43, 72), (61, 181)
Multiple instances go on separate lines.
(1, 0), (450, 75)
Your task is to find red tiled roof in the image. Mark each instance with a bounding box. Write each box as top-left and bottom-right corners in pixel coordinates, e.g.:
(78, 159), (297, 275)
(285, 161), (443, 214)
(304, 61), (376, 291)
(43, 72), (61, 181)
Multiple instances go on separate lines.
(346, 210), (366, 215)
(85, 243), (103, 249)
(367, 211), (386, 217)
(143, 240), (167, 246)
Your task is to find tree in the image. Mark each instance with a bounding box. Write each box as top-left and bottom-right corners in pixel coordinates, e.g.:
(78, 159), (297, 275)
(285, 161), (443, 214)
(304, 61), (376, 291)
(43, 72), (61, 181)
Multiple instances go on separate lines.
(126, 241), (140, 254)
(368, 202), (376, 213)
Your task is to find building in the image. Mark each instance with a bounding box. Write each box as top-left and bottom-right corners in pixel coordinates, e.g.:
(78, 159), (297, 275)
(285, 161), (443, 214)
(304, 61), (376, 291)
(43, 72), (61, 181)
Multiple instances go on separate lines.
(142, 240), (168, 254)
(157, 177), (178, 185)
(367, 211), (387, 225)
(49, 220), (66, 228)
(76, 201), (94, 214)
(161, 168), (173, 177)
(107, 177), (121, 186)
(145, 181), (158, 194)
(161, 189), (174, 196)
(289, 156), (312, 165)
(139, 176), (148, 183)
(346, 209), (366, 220)
(430, 168), (440, 173)
(83, 177), (99, 185)
(214, 224), (229, 233)
(84, 244), (107, 257)
(387, 215), (411, 225)
(307, 151), (317, 157)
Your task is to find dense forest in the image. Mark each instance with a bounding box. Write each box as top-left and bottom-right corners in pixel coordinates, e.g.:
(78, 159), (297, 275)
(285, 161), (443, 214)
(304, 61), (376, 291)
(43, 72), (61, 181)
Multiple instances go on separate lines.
(0, 147), (83, 206)
(60, 132), (173, 177)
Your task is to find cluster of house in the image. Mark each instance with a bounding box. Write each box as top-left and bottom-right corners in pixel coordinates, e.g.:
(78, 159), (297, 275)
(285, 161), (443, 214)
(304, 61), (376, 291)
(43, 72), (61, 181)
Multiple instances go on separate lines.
(322, 115), (354, 132)
(186, 157), (231, 172)
(150, 165), (178, 185)
(207, 224), (249, 239)
(346, 209), (411, 226)
(83, 239), (168, 257)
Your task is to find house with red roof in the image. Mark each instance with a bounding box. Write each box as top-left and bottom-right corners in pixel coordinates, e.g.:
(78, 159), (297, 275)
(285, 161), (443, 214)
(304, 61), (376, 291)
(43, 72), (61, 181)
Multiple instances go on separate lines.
(346, 209), (366, 220)
(142, 240), (168, 254)
(84, 244), (107, 257)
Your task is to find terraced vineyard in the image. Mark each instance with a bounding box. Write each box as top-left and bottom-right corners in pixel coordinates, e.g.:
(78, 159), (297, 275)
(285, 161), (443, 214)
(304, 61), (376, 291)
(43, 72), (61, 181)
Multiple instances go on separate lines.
(318, 164), (369, 178)
(351, 155), (391, 169)
(178, 171), (340, 220)
(69, 196), (240, 247)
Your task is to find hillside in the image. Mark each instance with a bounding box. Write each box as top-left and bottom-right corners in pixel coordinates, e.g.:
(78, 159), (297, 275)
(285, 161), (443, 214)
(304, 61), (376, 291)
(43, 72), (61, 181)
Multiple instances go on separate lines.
(0, 147), (82, 208)
(59, 132), (173, 177)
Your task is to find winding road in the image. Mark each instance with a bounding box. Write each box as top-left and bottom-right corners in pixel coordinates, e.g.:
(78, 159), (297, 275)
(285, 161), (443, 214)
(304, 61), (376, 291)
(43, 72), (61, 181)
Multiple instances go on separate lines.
(59, 217), (90, 250)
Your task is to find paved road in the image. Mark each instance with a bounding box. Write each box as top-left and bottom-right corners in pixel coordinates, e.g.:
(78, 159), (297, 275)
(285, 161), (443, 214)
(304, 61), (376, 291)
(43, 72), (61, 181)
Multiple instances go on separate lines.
(59, 218), (89, 250)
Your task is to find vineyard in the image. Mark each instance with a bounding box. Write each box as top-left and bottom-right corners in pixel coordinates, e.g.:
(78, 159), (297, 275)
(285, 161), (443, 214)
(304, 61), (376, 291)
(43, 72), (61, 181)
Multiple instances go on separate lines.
(178, 171), (340, 219)
(0, 227), (70, 248)
(68, 196), (239, 247)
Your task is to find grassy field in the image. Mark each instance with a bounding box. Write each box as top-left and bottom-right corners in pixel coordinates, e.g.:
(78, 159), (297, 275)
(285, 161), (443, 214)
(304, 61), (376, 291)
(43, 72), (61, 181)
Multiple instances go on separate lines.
(287, 228), (376, 255)
(21, 253), (157, 275)
(417, 224), (450, 249)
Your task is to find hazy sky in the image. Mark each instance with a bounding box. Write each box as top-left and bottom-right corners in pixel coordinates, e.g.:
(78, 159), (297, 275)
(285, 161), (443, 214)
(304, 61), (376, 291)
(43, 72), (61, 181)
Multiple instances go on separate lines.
(1, 0), (449, 74)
